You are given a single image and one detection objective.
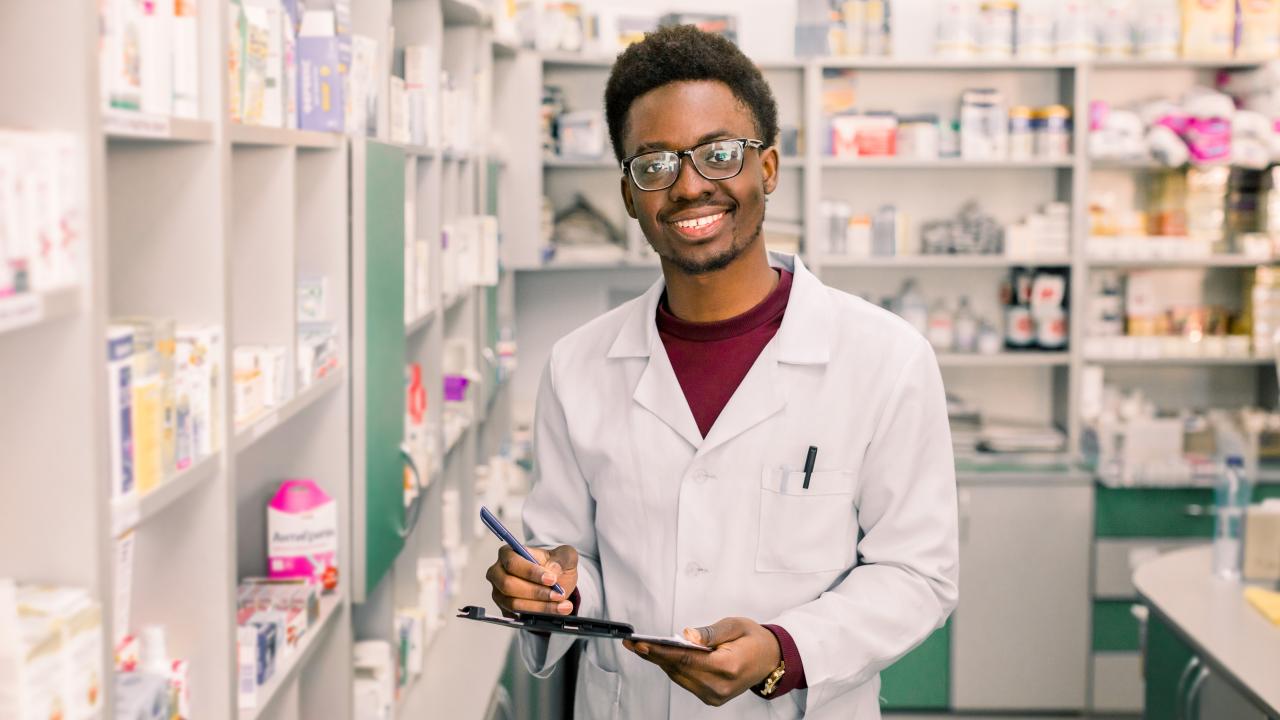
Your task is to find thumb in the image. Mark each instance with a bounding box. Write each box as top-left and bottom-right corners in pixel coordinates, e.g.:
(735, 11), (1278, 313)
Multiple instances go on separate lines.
(683, 617), (747, 648)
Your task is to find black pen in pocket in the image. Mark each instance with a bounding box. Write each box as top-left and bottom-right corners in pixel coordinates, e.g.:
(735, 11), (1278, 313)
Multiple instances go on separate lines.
(802, 446), (818, 489)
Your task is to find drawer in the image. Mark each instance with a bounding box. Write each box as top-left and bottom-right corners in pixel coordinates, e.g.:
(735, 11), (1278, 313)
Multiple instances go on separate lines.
(1095, 487), (1214, 538)
(1096, 484), (1280, 538)
(1091, 653), (1144, 713)
(1093, 600), (1143, 652)
(1094, 539), (1204, 599)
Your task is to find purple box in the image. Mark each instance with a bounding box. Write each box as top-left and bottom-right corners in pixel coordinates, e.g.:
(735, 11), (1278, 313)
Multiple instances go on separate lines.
(297, 12), (344, 132)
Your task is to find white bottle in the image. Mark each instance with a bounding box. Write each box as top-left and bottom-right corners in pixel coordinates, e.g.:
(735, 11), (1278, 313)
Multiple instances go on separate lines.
(928, 299), (955, 351)
(898, 279), (929, 337)
(954, 296), (979, 352)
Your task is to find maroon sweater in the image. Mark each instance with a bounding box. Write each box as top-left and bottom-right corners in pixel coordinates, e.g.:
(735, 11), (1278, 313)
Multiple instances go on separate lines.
(655, 269), (807, 697)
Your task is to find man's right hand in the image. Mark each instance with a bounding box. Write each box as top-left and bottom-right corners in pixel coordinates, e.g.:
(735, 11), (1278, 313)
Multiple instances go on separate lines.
(485, 544), (579, 616)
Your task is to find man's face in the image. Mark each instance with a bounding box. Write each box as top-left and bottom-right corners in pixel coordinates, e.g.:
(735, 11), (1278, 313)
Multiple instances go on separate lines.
(620, 80), (778, 276)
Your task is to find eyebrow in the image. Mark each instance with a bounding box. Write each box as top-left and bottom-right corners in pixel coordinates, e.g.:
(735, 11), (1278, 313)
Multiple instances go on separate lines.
(631, 129), (736, 155)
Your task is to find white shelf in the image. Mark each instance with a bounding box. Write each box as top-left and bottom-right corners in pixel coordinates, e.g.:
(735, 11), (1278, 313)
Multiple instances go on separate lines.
(1090, 158), (1263, 171)
(389, 142), (440, 158)
(542, 52), (616, 68)
(1086, 355), (1272, 367)
(0, 287), (80, 337)
(937, 352), (1071, 368)
(822, 255), (1071, 269)
(819, 57), (1076, 70)
(1087, 255), (1270, 268)
(110, 453), (221, 537)
(444, 419), (472, 458)
(239, 595), (345, 720)
(229, 123), (344, 149)
(543, 156), (615, 169)
(1091, 58), (1268, 69)
(233, 370), (345, 454)
(405, 308), (438, 336)
(779, 157), (804, 168)
(822, 157), (1073, 170)
(445, 290), (470, 312)
(103, 110), (214, 143)
(441, 148), (477, 162)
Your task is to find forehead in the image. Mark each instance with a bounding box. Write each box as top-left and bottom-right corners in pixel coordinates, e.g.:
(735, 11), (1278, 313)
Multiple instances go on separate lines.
(623, 80), (755, 153)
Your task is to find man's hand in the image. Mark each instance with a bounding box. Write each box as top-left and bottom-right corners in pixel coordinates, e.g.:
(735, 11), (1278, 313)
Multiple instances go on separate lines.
(485, 545), (579, 616)
(623, 617), (781, 707)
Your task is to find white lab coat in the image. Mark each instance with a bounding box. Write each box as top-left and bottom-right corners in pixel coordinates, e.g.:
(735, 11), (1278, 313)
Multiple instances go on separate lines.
(519, 252), (959, 719)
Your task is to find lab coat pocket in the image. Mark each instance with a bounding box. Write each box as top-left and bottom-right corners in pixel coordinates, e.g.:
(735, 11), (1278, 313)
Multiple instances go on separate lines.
(574, 651), (621, 720)
(756, 468), (857, 574)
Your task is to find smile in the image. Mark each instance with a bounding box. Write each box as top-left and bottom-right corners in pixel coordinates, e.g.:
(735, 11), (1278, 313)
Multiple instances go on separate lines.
(668, 210), (729, 239)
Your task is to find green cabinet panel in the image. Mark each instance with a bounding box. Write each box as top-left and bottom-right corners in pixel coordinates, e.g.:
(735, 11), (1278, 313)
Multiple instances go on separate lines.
(1143, 612), (1195, 720)
(363, 141), (407, 596)
(1093, 600), (1142, 652)
(1096, 484), (1280, 538)
(880, 621), (951, 710)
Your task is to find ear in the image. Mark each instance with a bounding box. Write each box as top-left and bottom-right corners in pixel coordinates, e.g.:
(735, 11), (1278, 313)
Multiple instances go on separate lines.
(621, 174), (638, 219)
(761, 145), (780, 195)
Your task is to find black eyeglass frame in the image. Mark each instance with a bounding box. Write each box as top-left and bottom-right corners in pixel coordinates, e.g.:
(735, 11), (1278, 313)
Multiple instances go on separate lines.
(620, 138), (767, 191)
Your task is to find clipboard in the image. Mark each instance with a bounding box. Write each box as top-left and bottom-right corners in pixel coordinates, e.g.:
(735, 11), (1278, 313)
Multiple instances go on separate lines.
(457, 606), (711, 651)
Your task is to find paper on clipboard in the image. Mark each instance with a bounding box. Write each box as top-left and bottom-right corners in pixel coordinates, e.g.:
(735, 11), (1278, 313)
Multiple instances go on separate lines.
(629, 633), (712, 652)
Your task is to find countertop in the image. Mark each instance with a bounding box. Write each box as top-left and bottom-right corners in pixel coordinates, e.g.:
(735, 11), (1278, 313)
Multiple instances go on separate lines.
(1134, 546), (1280, 717)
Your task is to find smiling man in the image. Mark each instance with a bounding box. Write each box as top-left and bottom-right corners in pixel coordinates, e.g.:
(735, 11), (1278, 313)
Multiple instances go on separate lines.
(485, 25), (959, 719)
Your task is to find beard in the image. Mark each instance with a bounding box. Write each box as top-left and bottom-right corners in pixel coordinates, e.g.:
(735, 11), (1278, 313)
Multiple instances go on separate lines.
(653, 214), (765, 276)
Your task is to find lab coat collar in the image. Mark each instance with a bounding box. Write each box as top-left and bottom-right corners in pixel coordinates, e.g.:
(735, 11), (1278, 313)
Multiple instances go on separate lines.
(604, 251), (832, 365)
(606, 251), (832, 452)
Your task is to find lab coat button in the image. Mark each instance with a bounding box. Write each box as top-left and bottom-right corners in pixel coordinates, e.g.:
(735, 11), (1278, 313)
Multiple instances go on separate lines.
(692, 469), (713, 484)
(685, 561), (707, 577)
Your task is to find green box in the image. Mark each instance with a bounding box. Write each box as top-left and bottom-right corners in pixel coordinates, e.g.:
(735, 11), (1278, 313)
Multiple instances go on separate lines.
(880, 621), (950, 710)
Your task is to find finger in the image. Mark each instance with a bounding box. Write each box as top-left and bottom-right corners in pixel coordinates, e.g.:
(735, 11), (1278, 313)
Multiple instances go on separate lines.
(685, 617), (748, 648)
(505, 596), (575, 616)
(499, 546), (559, 586)
(500, 573), (568, 601)
(640, 642), (714, 675)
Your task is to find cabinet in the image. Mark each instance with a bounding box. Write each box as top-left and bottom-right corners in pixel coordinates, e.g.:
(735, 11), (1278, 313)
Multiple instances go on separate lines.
(952, 483), (1092, 711)
(879, 622), (950, 710)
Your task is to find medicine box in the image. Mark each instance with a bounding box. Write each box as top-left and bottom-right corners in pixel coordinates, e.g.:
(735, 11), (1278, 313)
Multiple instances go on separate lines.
(298, 10), (345, 132)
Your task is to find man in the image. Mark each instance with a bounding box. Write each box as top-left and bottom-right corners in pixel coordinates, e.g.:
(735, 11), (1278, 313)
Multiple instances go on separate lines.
(486, 25), (958, 719)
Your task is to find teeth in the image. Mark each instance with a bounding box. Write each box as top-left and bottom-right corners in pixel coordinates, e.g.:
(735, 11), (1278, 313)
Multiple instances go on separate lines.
(674, 212), (725, 230)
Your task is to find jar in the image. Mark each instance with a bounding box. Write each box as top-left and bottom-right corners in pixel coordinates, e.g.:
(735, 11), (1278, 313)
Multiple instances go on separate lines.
(977, 1), (1017, 59)
(898, 114), (940, 159)
(1035, 105), (1071, 159)
(1036, 306), (1068, 349)
(1009, 106), (1035, 160)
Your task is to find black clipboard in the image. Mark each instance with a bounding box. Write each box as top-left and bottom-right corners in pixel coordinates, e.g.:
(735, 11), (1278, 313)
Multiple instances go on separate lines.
(457, 606), (711, 651)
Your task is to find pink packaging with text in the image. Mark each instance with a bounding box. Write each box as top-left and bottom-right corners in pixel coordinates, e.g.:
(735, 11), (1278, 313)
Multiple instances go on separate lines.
(268, 479), (338, 591)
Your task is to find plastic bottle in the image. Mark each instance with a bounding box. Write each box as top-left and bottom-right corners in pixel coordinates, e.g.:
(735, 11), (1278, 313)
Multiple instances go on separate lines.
(954, 296), (979, 352)
(928, 299), (955, 351)
(1213, 456), (1253, 581)
(898, 279), (929, 337)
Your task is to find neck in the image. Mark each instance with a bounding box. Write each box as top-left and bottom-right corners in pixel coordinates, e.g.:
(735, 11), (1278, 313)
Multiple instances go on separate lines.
(662, 244), (778, 323)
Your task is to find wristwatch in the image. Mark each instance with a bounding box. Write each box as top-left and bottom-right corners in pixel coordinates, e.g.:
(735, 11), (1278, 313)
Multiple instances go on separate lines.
(757, 660), (786, 697)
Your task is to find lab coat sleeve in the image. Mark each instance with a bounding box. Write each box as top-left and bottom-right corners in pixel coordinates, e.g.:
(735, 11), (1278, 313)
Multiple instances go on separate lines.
(766, 339), (959, 711)
(517, 358), (606, 677)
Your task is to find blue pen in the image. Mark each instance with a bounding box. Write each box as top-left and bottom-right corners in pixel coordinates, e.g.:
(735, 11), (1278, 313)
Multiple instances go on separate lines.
(480, 506), (566, 596)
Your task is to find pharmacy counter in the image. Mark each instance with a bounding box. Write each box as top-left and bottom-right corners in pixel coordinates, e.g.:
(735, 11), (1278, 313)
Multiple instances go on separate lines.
(1134, 546), (1280, 718)
(955, 455), (1092, 486)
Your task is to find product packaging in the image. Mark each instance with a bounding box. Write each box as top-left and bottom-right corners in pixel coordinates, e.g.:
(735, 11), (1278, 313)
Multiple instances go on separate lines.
(298, 10), (345, 132)
(1180, 0), (1236, 59)
(140, 0), (174, 115)
(115, 672), (170, 720)
(107, 326), (136, 499)
(16, 585), (105, 719)
(228, 0), (249, 123)
(103, 0), (145, 110)
(173, 0), (200, 118)
(268, 479), (339, 591)
(1238, 0), (1280, 59)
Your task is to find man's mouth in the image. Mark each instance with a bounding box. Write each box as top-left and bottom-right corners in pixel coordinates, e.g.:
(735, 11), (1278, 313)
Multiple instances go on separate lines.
(668, 210), (729, 240)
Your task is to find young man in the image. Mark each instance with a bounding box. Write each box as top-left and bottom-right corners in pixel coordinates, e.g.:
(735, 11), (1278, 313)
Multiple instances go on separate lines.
(485, 26), (958, 719)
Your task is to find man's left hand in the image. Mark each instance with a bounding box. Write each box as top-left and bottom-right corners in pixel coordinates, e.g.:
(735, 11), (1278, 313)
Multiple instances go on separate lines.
(623, 617), (781, 707)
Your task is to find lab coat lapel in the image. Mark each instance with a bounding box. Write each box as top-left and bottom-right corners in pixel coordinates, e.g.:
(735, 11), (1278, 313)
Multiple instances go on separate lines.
(698, 252), (832, 456)
(607, 275), (703, 450)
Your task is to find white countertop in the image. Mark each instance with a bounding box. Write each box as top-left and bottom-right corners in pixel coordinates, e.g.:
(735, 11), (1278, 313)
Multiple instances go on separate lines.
(1133, 546), (1280, 716)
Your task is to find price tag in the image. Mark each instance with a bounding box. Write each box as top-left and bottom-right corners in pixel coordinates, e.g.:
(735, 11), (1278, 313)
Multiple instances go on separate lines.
(252, 411), (280, 440)
(112, 495), (141, 537)
(0, 294), (43, 334)
(103, 109), (171, 139)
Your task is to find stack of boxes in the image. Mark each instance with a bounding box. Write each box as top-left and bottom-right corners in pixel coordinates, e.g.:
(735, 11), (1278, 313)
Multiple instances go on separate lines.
(0, 581), (105, 720)
(98, 0), (201, 117)
(0, 131), (82, 300)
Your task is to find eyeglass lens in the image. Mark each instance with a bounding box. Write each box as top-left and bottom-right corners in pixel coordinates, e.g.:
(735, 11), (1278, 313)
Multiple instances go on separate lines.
(629, 140), (747, 191)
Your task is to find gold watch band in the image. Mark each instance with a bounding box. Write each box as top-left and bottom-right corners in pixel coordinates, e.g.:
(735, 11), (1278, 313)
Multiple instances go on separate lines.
(759, 660), (786, 696)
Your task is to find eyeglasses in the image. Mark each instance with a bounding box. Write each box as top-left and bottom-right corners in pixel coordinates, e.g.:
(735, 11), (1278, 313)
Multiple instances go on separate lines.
(621, 138), (766, 192)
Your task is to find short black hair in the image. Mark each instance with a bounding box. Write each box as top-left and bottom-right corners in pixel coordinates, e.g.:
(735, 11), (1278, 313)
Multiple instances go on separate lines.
(604, 25), (779, 163)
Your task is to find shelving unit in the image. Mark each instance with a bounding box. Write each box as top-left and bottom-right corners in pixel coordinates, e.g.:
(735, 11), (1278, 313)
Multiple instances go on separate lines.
(102, 110), (216, 143)
(0, 286), (82, 336)
(239, 596), (347, 720)
(109, 454), (221, 537)
(232, 369), (346, 453)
